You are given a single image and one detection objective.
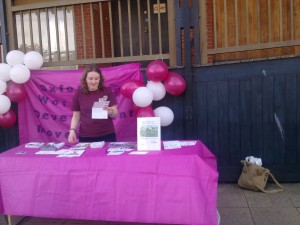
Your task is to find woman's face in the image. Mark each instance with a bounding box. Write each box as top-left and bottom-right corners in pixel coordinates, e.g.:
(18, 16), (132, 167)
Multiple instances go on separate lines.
(86, 71), (101, 91)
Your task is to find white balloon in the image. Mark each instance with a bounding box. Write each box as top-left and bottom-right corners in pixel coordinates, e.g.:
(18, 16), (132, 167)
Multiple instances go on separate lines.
(132, 87), (153, 107)
(146, 81), (166, 101)
(0, 80), (7, 95)
(154, 106), (174, 126)
(9, 64), (31, 84)
(6, 50), (25, 66)
(24, 51), (44, 70)
(0, 63), (12, 82)
(0, 95), (11, 115)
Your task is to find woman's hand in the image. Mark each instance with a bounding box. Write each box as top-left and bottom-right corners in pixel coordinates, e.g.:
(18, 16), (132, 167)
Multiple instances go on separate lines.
(68, 130), (77, 144)
(104, 105), (118, 118)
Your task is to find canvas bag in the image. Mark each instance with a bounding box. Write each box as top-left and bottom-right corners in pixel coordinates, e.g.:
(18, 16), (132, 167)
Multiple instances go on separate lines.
(238, 160), (284, 193)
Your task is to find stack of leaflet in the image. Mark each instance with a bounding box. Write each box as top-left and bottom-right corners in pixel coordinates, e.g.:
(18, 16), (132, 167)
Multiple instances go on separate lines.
(40, 142), (65, 151)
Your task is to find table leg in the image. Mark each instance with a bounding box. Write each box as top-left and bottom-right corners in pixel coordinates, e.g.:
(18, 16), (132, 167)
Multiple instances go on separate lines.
(7, 215), (25, 225)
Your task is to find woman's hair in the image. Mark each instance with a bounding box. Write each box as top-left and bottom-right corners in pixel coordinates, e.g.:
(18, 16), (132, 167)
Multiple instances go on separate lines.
(80, 64), (104, 94)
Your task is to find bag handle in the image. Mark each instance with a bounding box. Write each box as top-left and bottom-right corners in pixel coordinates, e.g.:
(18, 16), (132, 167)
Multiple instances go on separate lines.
(255, 171), (285, 193)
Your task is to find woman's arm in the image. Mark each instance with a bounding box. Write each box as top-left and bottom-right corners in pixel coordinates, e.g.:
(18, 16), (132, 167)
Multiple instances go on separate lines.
(68, 111), (81, 143)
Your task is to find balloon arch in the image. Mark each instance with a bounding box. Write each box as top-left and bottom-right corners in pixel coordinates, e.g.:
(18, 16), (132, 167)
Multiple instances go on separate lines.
(120, 60), (186, 127)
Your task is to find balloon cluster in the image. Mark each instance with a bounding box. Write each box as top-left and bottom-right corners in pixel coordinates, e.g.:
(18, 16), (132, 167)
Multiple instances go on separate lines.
(120, 60), (186, 127)
(0, 50), (43, 128)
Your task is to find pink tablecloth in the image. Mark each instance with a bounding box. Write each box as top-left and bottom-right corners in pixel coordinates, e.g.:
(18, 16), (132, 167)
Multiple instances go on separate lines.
(0, 140), (218, 225)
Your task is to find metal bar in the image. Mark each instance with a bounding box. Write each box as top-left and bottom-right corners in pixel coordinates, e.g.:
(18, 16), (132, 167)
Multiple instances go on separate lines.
(90, 3), (96, 58)
(109, 1), (114, 57)
(147, 0), (152, 55)
(268, 0), (271, 42)
(118, 0), (124, 56)
(137, 0), (142, 55)
(127, 0), (133, 56)
(55, 7), (61, 61)
(46, 8), (52, 62)
(37, 9), (43, 55)
(20, 12), (25, 52)
(246, 0), (249, 44)
(71, 5), (77, 60)
(257, 0), (260, 43)
(290, 0), (294, 40)
(99, 2), (105, 57)
(63, 6), (69, 60)
(29, 10), (34, 51)
(81, 4), (86, 58)
(157, 0), (162, 53)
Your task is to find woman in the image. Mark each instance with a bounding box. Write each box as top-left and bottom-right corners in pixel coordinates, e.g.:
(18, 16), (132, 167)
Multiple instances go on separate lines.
(68, 64), (118, 143)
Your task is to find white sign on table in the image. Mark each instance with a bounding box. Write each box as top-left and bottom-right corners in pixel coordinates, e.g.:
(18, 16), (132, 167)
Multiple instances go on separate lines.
(137, 117), (161, 151)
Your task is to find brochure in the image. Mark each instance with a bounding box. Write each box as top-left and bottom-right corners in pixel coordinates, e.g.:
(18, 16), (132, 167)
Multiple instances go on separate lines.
(25, 142), (44, 148)
(92, 101), (110, 119)
(39, 142), (65, 151)
(69, 142), (90, 150)
(137, 117), (161, 150)
(108, 142), (136, 151)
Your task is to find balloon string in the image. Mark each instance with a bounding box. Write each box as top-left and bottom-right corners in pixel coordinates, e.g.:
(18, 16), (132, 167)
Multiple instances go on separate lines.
(155, 54), (164, 61)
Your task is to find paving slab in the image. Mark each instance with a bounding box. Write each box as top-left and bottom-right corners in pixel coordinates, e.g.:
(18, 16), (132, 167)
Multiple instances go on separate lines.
(218, 207), (254, 225)
(250, 207), (300, 225)
(217, 183), (248, 207)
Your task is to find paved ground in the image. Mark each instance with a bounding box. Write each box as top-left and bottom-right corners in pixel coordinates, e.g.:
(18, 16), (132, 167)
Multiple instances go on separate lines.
(1, 183), (300, 225)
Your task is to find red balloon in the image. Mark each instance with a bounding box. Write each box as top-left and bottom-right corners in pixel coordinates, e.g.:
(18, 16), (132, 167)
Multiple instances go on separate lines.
(6, 81), (27, 102)
(120, 80), (144, 98)
(136, 106), (155, 117)
(146, 60), (169, 82)
(0, 109), (17, 128)
(164, 72), (186, 96)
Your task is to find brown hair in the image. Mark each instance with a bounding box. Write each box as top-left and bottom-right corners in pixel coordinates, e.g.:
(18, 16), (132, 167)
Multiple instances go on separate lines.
(80, 64), (105, 94)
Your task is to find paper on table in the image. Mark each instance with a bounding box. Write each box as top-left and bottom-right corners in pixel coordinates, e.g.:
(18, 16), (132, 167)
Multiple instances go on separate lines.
(129, 151), (149, 155)
(56, 150), (85, 157)
(179, 141), (197, 146)
(163, 141), (181, 150)
(107, 150), (124, 155)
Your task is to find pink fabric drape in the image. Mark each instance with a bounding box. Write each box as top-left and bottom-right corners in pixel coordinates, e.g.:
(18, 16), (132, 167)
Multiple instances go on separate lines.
(18, 63), (143, 144)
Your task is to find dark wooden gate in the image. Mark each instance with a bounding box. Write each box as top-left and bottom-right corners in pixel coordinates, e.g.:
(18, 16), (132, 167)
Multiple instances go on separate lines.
(193, 57), (300, 182)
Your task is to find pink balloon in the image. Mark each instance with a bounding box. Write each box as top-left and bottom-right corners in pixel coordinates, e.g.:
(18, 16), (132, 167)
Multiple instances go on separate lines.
(0, 109), (17, 128)
(136, 106), (155, 117)
(120, 80), (144, 98)
(164, 72), (186, 96)
(6, 81), (27, 102)
(146, 60), (169, 82)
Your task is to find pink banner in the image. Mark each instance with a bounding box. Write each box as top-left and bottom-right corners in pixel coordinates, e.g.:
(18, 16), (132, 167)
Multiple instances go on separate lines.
(18, 63), (143, 144)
